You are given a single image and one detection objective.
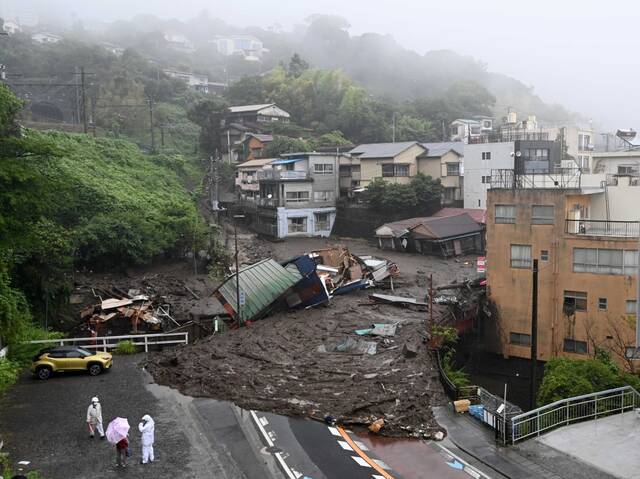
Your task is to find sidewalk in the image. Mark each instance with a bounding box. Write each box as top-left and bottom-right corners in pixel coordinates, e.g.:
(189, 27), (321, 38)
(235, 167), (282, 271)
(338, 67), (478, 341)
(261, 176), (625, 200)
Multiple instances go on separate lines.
(434, 406), (617, 479)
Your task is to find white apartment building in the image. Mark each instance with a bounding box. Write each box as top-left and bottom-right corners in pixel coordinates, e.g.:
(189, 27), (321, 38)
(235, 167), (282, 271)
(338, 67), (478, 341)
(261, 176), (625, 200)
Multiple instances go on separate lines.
(463, 142), (514, 209)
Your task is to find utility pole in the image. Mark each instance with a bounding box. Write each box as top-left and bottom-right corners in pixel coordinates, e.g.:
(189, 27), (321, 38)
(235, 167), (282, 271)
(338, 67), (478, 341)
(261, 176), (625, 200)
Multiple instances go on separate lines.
(530, 258), (539, 410)
(442, 120), (446, 142)
(80, 66), (88, 133)
(392, 112), (396, 143)
(233, 214), (246, 327)
(148, 99), (155, 152)
(429, 274), (434, 346)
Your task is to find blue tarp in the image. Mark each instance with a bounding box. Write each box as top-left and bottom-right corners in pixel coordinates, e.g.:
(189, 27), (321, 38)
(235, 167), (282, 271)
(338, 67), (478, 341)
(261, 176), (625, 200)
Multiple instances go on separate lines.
(284, 255), (330, 308)
(270, 158), (304, 165)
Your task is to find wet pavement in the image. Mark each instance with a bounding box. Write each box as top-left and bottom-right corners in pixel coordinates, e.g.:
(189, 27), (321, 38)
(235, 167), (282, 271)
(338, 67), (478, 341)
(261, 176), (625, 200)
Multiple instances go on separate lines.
(0, 354), (280, 479)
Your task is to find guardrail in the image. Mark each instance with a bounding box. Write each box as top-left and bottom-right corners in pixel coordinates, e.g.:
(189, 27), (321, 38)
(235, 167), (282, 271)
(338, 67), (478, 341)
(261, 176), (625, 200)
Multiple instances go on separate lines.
(510, 385), (640, 444)
(26, 332), (189, 353)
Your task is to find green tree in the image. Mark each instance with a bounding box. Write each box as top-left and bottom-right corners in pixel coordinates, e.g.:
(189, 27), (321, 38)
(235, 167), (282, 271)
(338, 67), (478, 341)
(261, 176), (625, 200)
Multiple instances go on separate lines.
(265, 136), (311, 157)
(287, 53), (309, 78)
(410, 173), (442, 210)
(187, 97), (228, 156)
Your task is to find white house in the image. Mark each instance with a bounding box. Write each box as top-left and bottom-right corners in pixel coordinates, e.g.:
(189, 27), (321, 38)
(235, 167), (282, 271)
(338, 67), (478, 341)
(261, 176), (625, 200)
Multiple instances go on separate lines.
(463, 142), (514, 209)
(450, 118), (493, 144)
(210, 35), (266, 60)
(31, 32), (62, 44)
(2, 20), (21, 35)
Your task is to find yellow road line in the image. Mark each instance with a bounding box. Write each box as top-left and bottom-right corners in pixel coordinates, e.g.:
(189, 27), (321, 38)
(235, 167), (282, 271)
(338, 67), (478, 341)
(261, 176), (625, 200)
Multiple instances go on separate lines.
(336, 426), (396, 479)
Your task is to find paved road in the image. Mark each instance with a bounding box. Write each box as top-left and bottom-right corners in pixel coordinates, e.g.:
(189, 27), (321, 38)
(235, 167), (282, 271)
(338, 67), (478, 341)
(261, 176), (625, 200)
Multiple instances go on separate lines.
(0, 355), (279, 479)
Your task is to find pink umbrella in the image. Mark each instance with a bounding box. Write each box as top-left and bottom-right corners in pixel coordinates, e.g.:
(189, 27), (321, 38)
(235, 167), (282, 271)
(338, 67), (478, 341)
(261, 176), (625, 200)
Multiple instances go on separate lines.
(106, 417), (130, 445)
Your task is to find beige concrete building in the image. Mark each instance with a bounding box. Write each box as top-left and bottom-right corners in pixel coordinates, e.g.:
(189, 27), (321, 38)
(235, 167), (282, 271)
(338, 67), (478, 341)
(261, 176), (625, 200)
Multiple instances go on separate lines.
(485, 170), (640, 368)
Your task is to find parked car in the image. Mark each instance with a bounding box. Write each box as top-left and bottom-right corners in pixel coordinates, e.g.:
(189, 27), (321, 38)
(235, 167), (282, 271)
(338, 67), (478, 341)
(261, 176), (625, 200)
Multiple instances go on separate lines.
(31, 346), (113, 380)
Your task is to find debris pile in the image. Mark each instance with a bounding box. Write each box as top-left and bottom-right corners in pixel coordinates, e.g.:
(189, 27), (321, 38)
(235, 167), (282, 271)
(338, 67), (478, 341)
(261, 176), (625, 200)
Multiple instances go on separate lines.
(214, 247), (399, 323)
(147, 294), (447, 438)
(77, 290), (173, 337)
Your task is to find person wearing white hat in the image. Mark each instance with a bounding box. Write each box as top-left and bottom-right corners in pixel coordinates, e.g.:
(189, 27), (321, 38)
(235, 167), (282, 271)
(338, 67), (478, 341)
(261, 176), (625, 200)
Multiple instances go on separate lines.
(138, 414), (155, 464)
(86, 396), (105, 439)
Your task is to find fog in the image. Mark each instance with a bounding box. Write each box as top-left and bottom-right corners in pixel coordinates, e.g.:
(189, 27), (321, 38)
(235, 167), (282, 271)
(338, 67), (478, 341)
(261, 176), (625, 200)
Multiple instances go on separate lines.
(3, 0), (638, 130)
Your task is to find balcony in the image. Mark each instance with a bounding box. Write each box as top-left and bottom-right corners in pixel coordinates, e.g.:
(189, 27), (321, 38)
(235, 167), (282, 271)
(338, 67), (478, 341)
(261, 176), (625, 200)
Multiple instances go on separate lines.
(257, 169), (311, 181)
(256, 197), (281, 208)
(565, 219), (640, 238)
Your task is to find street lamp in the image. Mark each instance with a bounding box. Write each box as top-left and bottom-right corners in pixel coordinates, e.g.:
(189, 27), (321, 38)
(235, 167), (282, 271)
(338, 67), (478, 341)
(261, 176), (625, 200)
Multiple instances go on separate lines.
(233, 214), (245, 326)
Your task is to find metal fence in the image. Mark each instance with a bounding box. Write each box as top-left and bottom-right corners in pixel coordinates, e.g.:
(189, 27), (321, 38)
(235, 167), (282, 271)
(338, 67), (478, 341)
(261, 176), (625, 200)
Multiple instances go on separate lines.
(490, 168), (581, 190)
(565, 219), (640, 237)
(26, 332), (189, 353)
(510, 385), (640, 444)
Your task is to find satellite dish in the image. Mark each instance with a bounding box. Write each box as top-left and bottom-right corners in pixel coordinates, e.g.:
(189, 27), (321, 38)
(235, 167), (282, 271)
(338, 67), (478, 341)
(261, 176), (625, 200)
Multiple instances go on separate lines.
(515, 151), (522, 157)
(267, 194), (273, 199)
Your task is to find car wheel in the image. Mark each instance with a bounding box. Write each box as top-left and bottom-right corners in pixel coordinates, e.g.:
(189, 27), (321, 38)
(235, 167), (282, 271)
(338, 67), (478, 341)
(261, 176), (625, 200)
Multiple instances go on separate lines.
(36, 366), (52, 380)
(88, 363), (103, 376)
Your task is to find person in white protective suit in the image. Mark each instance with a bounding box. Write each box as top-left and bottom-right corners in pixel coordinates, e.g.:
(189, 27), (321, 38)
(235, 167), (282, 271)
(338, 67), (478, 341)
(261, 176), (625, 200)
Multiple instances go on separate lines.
(86, 396), (105, 439)
(138, 414), (155, 464)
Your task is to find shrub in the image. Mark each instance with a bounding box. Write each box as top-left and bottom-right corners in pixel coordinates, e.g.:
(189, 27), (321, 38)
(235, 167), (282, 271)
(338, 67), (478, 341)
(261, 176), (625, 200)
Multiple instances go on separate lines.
(0, 358), (21, 394)
(114, 340), (137, 355)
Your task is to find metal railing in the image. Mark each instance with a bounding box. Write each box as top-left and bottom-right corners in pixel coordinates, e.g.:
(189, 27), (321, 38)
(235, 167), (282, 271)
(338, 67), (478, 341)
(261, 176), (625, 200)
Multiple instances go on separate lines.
(565, 219), (640, 238)
(490, 168), (581, 189)
(26, 332), (189, 353)
(511, 385), (640, 444)
(258, 169), (311, 181)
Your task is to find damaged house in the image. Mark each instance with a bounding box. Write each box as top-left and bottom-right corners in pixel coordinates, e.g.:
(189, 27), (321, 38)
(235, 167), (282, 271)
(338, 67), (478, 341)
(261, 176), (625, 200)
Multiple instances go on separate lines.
(375, 213), (483, 257)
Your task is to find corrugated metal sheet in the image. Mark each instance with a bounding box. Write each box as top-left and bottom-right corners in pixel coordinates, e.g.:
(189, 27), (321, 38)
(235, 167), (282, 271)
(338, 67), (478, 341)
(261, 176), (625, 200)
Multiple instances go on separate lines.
(217, 259), (302, 321)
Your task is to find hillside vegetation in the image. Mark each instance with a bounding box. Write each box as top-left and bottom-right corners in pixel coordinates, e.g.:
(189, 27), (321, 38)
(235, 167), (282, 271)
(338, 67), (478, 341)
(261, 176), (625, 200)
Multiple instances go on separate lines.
(0, 84), (205, 339)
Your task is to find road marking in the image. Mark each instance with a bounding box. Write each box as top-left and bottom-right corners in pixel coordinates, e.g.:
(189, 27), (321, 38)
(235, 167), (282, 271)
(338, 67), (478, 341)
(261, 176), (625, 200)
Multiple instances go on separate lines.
(352, 456), (372, 467)
(432, 442), (492, 479)
(373, 459), (390, 470)
(250, 411), (298, 479)
(336, 427), (397, 479)
(354, 440), (369, 451)
(338, 440), (354, 451)
(372, 476), (386, 479)
(327, 426), (341, 436)
(259, 416), (269, 426)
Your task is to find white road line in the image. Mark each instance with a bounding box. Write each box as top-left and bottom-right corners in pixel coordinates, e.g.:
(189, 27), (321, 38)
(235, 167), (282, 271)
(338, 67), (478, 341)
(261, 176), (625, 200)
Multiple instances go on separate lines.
(259, 416), (269, 427)
(373, 459), (391, 470)
(250, 410), (297, 479)
(338, 440), (354, 451)
(372, 475), (386, 479)
(432, 442), (492, 479)
(328, 426), (341, 436)
(354, 440), (369, 451)
(352, 456), (372, 468)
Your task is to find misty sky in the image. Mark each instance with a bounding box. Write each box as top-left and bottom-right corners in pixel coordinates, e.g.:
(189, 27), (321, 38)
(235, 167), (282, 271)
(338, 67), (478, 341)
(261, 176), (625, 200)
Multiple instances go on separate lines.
(3, 0), (639, 130)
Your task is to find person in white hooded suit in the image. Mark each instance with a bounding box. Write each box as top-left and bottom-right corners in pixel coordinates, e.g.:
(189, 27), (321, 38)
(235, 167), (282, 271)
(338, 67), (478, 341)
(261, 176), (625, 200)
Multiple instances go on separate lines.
(138, 414), (155, 464)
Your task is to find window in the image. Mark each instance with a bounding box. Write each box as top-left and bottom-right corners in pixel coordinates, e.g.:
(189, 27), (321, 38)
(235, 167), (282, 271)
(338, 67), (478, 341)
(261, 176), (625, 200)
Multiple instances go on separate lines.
(339, 165), (351, 177)
(626, 300), (637, 315)
(540, 250), (549, 261)
(495, 204), (516, 224)
(315, 212), (330, 231)
(618, 165), (638, 176)
(382, 164), (410, 177)
(564, 291), (587, 313)
(287, 217), (307, 233)
(314, 163), (334, 175)
(446, 163), (460, 176)
(510, 332), (531, 346)
(482, 152), (492, 160)
(313, 190), (334, 202)
(563, 339), (588, 354)
(285, 191), (309, 203)
(510, 244), (532, 269)
(531, 205), (555, 225)
(481, 175), (491, 184)
(598, 298), (607, 310)
(573, 248), (637, 275)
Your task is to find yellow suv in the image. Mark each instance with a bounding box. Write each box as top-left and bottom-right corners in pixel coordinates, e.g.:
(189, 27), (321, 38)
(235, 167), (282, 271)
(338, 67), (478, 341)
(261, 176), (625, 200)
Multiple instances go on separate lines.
(31, 346), (113, 380)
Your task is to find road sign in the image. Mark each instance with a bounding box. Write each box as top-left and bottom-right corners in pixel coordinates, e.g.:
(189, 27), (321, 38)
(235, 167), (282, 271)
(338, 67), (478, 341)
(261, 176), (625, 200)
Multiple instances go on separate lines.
(477, 256), (486, 273)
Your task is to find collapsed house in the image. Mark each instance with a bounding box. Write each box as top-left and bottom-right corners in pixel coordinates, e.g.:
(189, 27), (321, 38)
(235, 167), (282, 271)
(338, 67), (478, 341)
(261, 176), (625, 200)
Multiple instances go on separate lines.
(213, 247), (399, 323)
(375, 212), (483, 257)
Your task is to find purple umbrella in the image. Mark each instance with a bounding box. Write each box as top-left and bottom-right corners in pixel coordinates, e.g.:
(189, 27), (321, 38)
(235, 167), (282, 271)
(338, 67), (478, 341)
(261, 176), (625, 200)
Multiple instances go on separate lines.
(106, 417), (130, 445)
